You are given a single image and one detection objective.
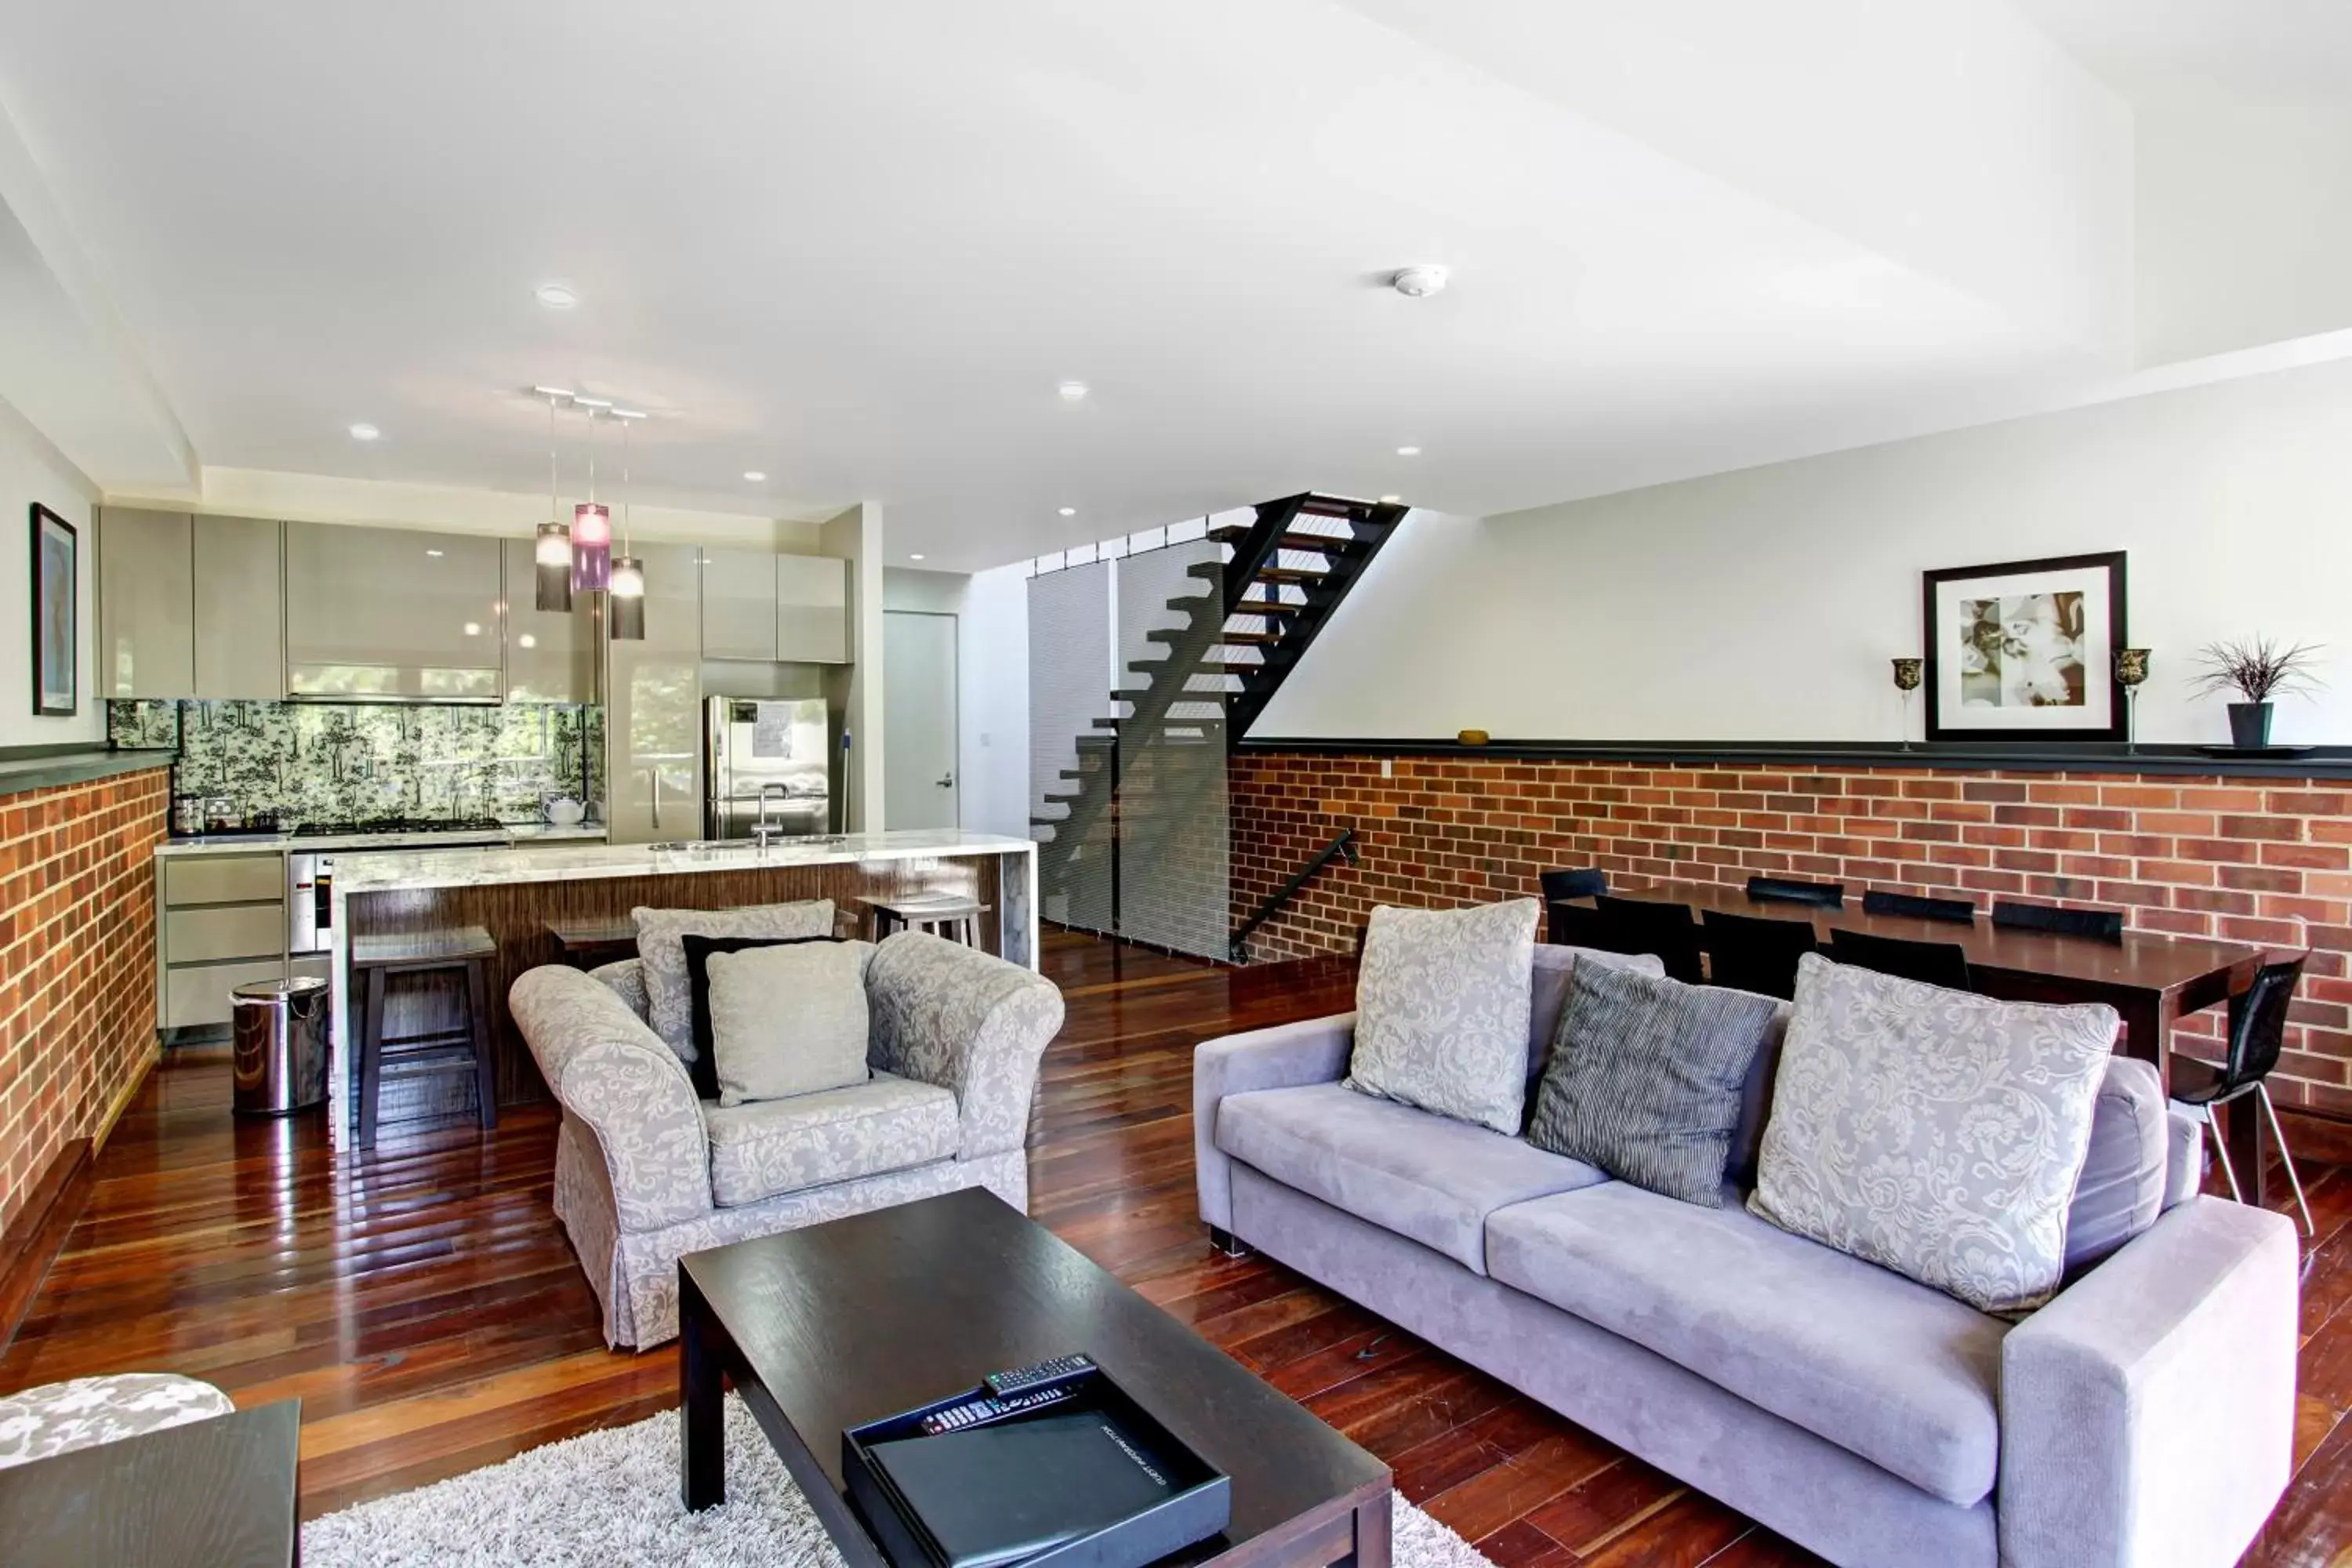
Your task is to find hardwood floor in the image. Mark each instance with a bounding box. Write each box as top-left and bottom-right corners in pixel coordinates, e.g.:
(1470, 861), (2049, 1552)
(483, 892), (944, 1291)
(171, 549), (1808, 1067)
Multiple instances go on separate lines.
(5, 927), (2347, 1566)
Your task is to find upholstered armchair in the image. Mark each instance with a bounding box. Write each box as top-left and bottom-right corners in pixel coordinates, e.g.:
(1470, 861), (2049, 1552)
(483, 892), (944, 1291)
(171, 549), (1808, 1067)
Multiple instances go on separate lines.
(511, 929), (1064, 1347)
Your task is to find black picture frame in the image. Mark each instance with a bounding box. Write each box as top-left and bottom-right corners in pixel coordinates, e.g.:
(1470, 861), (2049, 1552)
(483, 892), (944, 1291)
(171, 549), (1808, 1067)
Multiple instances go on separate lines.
(30, 503), (78, 717)
(1922, 550), (2127, 744)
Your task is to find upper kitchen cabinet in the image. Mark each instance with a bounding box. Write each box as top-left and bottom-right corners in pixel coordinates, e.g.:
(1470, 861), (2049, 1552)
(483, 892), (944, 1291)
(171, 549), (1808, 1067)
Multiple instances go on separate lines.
(699, 547), (779, 661)
(98, 506), (194, 699)
(192, 515), (283, 700)
(776, 553), (849, 663)
(503, 538), (598, 702)
(284, 524), (502, 700)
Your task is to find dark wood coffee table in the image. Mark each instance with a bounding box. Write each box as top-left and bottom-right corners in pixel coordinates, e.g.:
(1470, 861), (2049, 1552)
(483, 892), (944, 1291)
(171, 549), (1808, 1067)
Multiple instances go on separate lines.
(681, 1187), (1392, 1568)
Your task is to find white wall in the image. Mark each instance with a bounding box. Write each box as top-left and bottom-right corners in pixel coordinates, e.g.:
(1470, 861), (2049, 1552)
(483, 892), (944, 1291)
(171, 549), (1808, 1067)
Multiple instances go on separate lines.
(1255, 356), (2352, 748)
(0, 392), (101, 746)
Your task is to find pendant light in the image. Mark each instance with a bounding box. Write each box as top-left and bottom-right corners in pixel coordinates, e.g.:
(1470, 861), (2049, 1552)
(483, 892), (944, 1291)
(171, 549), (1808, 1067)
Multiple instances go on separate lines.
(534, 392), (573, 612)
(609, 412), (646, 641)
(572, 407), (612, 591)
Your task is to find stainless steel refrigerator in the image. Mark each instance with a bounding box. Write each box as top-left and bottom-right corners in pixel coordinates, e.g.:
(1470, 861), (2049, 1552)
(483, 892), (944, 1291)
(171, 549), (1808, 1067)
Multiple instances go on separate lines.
(704, 697), (833, 839)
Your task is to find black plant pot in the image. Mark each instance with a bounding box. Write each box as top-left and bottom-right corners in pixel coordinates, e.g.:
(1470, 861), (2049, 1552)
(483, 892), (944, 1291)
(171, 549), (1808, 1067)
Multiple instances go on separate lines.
(2227, 702), (2274, 749)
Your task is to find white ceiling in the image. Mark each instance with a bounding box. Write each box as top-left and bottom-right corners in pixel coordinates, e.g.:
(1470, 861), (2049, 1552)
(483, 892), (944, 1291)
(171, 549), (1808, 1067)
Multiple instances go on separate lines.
(2012, 0), (2352, 107)
(0, 2), (2341, 570)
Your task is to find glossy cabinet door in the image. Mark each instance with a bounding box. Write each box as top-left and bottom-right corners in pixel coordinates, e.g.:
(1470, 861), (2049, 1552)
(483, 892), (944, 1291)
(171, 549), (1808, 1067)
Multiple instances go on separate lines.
(776, 553), (849, 663)
(699, 547), (778, 661)
(192, 515), (283, 699)
(605, 542), (703, 842)
(284, 524), (503, 699)
(502, 538), (599, 702)
(97, 506), (195, 699)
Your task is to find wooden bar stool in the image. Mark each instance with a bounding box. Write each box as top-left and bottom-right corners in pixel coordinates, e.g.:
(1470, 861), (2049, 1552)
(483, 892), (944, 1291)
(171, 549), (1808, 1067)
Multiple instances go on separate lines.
(544, 916), (639, 969)
(858, 894), (989, 947)
(353, 926), (499, 1149)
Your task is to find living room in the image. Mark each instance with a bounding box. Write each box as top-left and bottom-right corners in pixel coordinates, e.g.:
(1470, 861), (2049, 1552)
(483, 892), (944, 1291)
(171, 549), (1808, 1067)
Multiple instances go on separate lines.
(1, 5), (2348, 1566)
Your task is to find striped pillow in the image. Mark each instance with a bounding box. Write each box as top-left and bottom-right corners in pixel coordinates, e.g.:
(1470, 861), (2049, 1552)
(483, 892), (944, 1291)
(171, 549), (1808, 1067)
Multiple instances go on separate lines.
(1526, 963), (1780, 1207)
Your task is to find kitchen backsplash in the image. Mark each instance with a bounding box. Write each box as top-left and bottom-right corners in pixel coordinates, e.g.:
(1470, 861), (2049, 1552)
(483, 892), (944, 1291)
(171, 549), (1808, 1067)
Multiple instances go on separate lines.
(109, 700), (604, 827)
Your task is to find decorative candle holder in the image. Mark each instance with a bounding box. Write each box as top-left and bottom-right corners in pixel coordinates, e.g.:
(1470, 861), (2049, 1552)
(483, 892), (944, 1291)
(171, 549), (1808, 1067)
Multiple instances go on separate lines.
(1890, 658), (1924, 750)
(2117, 648), (2151, 753)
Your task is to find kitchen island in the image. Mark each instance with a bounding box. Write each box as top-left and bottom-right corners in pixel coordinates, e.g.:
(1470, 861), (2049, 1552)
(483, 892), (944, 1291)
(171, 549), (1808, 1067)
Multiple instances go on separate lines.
(324, 829), (1038, 1145)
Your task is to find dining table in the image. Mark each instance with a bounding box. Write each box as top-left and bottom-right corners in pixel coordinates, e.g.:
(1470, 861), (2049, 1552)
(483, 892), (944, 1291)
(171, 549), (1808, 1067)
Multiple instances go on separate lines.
(1562, 880), (2278, 1202)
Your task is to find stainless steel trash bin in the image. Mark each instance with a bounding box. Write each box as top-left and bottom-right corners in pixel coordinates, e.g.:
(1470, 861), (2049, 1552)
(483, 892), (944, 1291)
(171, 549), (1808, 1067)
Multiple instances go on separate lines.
(231, 977), (331, 1115)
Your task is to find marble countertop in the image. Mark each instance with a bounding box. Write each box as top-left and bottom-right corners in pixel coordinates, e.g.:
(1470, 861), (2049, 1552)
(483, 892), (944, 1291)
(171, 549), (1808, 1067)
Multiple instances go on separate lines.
(331, 829), (1037, 893)
(0, 747), (176, 797)
(155, 822), (610, 858)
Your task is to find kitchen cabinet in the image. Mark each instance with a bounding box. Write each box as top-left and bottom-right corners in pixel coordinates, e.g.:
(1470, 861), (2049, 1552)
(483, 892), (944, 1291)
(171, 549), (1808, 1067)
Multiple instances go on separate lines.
(193, 514), (283, 699)
(503, 538), (599, 702)
(700, 547), (779, 661)
(157, 849), (285, 1033)
(777, 553), (850, 663)
(284, 524), (502, 700)
(98, 506), (194, 699)
(606, 542), (703, 843)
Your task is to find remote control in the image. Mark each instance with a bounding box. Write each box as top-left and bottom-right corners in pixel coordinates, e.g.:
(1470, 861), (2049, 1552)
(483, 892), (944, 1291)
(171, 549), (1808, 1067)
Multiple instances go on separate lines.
(917, 1383), (1080, 1435)
(984, 1353), (1098, 1398)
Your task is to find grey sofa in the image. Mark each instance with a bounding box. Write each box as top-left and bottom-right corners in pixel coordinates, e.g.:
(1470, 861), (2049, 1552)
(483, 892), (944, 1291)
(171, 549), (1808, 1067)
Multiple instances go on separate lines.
(514, 930), (1064, 1347)
(1194, 946), (2299, 1568)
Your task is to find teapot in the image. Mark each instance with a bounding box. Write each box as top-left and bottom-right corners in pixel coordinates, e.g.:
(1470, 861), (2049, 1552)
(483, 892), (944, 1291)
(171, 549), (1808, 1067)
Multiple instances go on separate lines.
(543, 792), (588, 827)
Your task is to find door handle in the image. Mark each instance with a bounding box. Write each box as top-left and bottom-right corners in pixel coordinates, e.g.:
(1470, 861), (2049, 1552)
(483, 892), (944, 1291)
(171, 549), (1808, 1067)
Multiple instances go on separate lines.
(937, 775), (954, 788)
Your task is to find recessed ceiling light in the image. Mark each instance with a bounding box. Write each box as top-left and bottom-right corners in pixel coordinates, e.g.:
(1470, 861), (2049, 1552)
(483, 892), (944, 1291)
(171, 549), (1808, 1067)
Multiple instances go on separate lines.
(425, 548), (445, 557)
(1396, 445), (1421, 456)
(463, 622), (482, 637)
(535, 282), (579, 309)
(1058, 381), (1088, 402)
(1390, 265), (1449, 298)
(1380, 494), (1403, 504)
(517, 633), (537, 649)
(1058, 506), (1076, 517)
(909, 553), (927, 561)
(743, 470), (767, 482)
(349, 423), (380, 441)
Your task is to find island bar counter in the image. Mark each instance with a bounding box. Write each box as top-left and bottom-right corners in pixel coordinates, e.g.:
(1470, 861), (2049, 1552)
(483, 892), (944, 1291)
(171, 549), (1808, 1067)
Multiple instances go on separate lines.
(322, 831), (1039, 1147)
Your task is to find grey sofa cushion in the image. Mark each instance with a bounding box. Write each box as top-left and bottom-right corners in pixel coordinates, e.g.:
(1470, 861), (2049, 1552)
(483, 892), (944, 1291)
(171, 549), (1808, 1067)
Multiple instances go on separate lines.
(1527, 944), (1666, 1087)
(2065, 1056), (2168, 1274)
(704, 1070), (958, 1207)
(1527, 964), (1780, 1207)
(1749, 954), (2119, 1315)
(633, 900), (837, 1054)
(706, 939), (876, 1107)
(1345, 899), (1539, 1134)
(1486, 1181), (2005, 1507)
(1217, 1080), (1605, 1273)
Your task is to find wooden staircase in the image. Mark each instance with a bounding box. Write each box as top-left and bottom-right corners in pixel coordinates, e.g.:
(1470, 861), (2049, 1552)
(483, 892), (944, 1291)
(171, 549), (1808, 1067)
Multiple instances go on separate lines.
(1031, 492), (1408, 928)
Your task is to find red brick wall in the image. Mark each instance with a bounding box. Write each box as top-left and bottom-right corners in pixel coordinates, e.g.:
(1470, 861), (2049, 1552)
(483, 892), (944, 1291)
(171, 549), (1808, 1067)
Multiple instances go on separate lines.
(0, 768), (169, 1234)
(1231, 750), (2352, 1117)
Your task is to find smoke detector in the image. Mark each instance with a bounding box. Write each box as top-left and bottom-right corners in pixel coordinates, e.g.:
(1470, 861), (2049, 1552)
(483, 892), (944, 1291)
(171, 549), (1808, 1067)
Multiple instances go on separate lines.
(1391, 265), (1450, 298)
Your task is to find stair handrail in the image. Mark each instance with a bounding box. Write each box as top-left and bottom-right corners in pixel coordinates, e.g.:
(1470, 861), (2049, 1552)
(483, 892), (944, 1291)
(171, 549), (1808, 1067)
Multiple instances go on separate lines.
(1230, 828), (1359, 962)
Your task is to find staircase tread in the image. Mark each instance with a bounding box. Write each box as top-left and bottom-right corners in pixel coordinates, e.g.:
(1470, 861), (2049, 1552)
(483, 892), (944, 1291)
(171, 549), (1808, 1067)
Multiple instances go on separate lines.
(1253, 566), (1331, 584)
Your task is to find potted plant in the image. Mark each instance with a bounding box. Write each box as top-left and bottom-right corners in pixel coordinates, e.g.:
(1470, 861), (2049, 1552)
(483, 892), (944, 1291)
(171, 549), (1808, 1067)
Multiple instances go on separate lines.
(2193, 637), (2324, 749)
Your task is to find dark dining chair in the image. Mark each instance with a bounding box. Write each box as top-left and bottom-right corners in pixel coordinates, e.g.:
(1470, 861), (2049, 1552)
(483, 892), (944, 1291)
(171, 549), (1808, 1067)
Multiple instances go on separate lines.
(1863, 888), (1977, 925)
(1592, 895), (1705, 984)
(1702, 909), (1817, 1000)
(1824, 928), (1973, 992)
(1547, 901), (1610, 949)
(1746, 876), (1845, 909)
(2170, 955), (2314, 1236)
(1540, 868), (1609, 902)
(1991, 899), (2125, 942)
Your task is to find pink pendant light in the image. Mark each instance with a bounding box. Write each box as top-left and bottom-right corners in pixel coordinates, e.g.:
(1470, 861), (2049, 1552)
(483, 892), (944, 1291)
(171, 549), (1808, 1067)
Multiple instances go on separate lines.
(571, 408), (611, 591)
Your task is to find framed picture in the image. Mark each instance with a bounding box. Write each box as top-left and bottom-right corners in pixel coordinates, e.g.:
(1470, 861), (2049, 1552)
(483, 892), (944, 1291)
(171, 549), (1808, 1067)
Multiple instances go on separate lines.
(1922, 551), (2126, 742)
(30, 503), (77, 717)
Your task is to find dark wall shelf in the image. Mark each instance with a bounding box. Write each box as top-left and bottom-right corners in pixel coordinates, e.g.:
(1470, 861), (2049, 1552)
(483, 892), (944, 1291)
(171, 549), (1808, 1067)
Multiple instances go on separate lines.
(0, 746), (177, 797)
(1233, 735), (2352, 780)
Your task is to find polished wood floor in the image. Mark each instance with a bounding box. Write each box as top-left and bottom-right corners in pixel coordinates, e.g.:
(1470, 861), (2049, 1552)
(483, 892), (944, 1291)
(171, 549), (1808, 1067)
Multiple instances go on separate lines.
(5, 929), (2348, 1566)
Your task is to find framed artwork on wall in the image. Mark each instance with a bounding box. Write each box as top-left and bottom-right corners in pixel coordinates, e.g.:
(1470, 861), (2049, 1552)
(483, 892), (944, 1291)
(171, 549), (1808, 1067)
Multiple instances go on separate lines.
(30, 503), (78, 717)
(1922, 551), (2126, 743)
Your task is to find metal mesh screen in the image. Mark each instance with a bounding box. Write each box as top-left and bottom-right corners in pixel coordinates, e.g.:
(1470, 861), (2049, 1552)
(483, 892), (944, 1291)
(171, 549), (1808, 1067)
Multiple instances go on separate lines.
(1114, 540), (1230, 959)
(1027, 561), (1115, 932)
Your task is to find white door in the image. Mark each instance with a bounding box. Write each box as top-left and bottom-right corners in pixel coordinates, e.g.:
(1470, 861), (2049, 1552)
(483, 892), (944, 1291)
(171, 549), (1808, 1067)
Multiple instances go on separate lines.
(885, 611), (959, 830)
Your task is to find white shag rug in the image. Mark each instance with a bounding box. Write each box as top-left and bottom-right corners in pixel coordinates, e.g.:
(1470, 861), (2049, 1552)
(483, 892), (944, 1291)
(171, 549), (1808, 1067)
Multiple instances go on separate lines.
(303, 1393), (1493, 1568)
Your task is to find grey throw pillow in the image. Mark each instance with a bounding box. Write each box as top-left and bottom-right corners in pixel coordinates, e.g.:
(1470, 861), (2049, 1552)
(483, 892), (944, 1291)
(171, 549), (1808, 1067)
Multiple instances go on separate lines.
(1748, 953), (2119, 1315)
(1526, 963), (1779, 1206)
(705, 939), (876, 1106)
(633, 901), (836, 1054)
(1345, 899), (1538, 1134)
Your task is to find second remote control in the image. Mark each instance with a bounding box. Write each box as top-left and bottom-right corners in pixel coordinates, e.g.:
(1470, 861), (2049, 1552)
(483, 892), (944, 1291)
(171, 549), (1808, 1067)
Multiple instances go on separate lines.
(985, 1353), (1098, 1397)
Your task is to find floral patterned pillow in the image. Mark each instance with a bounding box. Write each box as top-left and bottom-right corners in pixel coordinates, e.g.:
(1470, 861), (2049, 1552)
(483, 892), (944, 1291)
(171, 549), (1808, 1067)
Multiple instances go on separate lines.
(1345, 899), (1538, 1134)
(1748, 953), (2118, 1315)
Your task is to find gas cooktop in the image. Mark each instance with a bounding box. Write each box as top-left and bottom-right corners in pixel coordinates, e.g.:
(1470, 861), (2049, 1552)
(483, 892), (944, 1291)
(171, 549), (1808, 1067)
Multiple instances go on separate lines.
(291, 816), (506, 837)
